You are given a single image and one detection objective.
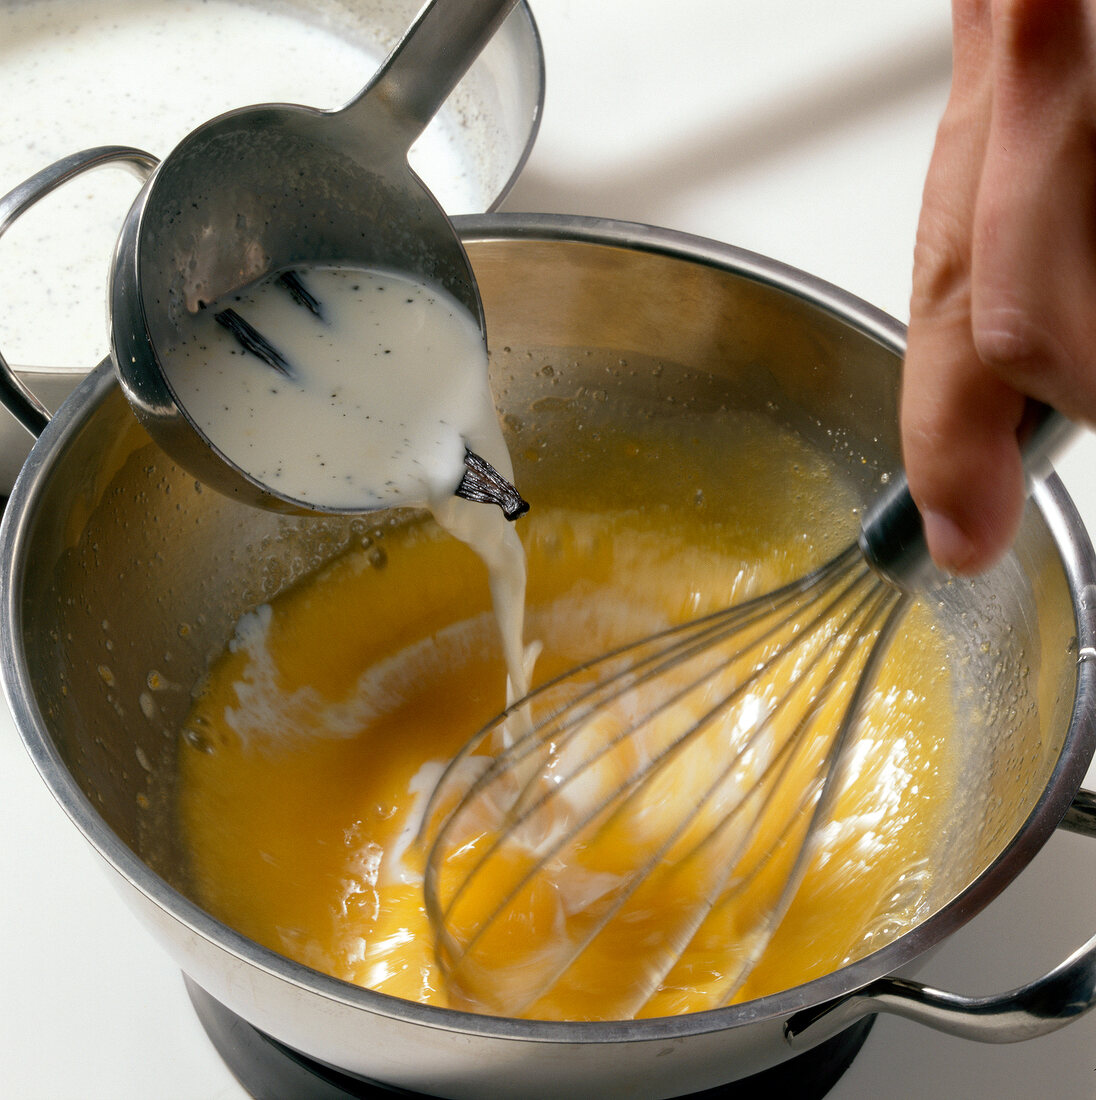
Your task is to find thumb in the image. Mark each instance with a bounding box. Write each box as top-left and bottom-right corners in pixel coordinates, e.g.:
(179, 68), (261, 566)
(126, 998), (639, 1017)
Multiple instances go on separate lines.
(902, 299), (1028, 576)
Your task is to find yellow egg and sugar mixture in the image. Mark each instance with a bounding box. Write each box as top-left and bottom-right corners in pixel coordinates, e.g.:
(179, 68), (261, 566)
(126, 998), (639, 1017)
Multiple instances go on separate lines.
(178, 408), (955, 1021)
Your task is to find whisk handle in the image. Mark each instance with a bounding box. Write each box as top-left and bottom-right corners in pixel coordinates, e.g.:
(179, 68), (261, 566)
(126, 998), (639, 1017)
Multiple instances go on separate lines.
(860, 406), (1076, 592)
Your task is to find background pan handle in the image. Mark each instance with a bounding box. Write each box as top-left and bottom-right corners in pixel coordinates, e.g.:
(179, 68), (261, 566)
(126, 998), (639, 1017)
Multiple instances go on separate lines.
(0, 147), (158, 438)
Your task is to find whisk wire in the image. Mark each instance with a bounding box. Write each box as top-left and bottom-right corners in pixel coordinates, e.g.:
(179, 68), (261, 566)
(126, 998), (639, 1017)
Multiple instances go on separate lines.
(696, 580), (907, 1009)
(422, 545), (863, 844)
(435, 546), (871, 863)
(709, 583), (910, 1008)
(615, 578), (904, 1014)
(501, 565), (899, 1016)
(424, 547), (912, 1016)
(423, 549), (863, 915)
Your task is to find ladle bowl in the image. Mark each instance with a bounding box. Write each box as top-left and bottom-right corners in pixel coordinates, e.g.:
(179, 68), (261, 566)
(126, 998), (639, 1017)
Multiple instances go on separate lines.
(110, 0), (521, 514)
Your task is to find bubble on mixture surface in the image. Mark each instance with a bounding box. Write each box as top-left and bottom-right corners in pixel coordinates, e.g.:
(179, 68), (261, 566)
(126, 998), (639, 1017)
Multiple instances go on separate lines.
(842, 857), (934, 962)
(146, 669), (177, 692)
(182, 715), (216, 755)
(364, 541), (388, 570)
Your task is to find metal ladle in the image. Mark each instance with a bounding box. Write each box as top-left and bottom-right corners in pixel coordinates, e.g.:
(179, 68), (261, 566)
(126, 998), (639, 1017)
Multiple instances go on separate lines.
(110, 0), (524, 515)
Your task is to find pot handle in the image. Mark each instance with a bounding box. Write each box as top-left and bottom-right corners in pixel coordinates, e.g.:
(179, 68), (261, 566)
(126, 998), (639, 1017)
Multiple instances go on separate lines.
(786, 788), (1096, 1048)
(0, 146), (158, 438)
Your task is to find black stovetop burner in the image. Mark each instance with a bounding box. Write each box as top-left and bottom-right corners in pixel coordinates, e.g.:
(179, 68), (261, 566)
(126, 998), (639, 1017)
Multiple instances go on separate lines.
(185, 976), (872, 1100)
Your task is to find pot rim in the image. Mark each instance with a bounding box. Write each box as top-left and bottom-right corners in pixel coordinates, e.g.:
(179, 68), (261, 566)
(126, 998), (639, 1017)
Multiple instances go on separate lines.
(4, 212), (1095, 1044)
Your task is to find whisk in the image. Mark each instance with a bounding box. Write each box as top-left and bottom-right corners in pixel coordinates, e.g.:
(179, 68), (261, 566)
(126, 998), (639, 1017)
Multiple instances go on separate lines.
(419, 409), (1073, 1021)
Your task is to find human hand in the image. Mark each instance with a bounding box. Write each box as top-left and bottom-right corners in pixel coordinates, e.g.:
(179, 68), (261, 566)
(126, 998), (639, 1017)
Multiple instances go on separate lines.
(903, 0), (1096, 575)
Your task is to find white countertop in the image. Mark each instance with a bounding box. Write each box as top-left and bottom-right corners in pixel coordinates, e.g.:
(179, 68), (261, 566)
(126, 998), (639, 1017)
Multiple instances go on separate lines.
(4, 1), (1096, 1097)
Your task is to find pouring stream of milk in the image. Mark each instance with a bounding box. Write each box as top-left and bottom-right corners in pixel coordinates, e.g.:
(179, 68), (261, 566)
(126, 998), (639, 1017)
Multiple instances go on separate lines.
(169, 265), (532, 700)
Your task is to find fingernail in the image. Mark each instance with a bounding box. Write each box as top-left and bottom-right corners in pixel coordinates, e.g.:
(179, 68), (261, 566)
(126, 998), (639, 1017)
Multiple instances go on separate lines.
(921, 509), (978, 575)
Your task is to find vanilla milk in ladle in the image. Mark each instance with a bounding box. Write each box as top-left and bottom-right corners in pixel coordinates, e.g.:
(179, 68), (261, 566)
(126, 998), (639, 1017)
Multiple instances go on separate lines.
(110, 0), (523, 519)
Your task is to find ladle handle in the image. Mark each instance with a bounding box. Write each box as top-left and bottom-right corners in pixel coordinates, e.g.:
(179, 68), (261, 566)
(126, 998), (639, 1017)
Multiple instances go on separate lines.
(341, 0), (520, 148)
(859, 405), (1077, 591)
(0, 147), (158, 438)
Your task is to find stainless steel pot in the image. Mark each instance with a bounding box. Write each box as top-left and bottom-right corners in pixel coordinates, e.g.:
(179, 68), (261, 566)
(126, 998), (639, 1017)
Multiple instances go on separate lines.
(3, 215), (1096, 1098)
